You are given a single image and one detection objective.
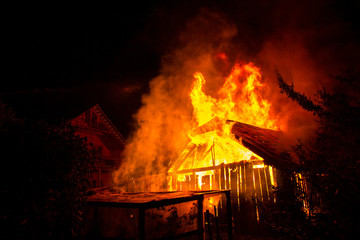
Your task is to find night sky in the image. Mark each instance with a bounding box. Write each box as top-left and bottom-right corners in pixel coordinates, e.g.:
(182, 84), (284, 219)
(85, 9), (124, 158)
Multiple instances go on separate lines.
(2, 1), (360, 138)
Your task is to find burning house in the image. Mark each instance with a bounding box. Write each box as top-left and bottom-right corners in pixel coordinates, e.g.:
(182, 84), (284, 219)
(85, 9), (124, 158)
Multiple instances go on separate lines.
(168, 118), (292, 193)
(71, 104), (126, 188)
(107, 60), (297, 237)
(168, 118), (294, 233)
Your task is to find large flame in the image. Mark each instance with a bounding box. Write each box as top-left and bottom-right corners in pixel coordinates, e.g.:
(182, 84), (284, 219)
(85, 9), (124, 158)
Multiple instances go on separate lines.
(190, 62), (277, 130)
(113, 9), (317, 191)
(170, 60), (278, 190)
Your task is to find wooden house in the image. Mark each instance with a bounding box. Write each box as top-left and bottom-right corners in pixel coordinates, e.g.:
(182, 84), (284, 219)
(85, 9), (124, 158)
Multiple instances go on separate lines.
(71, 104), (126, 188)
(168, 119), (294, 234)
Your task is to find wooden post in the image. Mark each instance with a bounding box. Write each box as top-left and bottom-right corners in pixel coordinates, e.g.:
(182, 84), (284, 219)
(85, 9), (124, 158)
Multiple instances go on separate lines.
(241, 161), (246, 196)
(261, 167), (269, 202)
(198, 196), (205, 240)
(172, 175), (176, 191)
(265, 166), (274, 202)
(245, 162), (253, 199)
(214, 206), (220, 240)
(193, 172), (197, 190)
(220, 164), (225, 190)
(225, 190), (233, 240)
(214, 169), (220, 190)
(205, 210), (212, 240)
(225, 164), (230, 190)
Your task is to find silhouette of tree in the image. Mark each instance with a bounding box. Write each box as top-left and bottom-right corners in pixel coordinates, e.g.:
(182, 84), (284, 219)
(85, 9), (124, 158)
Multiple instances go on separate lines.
(261, 72), (360, 239)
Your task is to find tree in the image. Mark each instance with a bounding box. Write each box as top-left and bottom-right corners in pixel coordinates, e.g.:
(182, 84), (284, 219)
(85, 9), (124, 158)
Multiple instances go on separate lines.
(0, 101), (96, 239)
(261, 72), (360, 239)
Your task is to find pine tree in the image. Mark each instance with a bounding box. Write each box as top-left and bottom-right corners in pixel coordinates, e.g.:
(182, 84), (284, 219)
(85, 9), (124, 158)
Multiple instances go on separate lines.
(262, 72), (360, 239)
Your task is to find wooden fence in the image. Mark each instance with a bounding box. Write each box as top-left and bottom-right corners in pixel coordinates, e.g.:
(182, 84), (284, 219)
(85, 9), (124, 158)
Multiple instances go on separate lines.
(168, 160), (279, 235)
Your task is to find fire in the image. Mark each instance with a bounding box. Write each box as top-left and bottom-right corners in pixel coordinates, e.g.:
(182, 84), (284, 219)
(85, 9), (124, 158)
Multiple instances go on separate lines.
(114, 12), (287, 195)
(175, 130), (262, 171)
(190, 62), (277, 129)
(172, 60), (278, 189)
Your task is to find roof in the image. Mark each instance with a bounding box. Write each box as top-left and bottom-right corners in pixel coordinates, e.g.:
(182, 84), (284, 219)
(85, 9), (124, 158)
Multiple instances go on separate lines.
(169, 130), (262, 172)
(229, 120), (296, 166)
(0, 86), (137, 138)
(169, 118), (295, 172)
(71, 104), (126, 164)
(92, 104), (127, 145)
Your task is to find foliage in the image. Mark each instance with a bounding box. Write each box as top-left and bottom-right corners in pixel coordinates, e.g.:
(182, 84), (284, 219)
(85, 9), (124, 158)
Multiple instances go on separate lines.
(261, 72), (360, 239)
(0, 101), (96, 239)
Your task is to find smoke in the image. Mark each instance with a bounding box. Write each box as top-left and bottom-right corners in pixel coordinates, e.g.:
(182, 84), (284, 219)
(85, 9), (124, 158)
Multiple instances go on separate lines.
(113, 9), (238, 184)
(257, 33), (323, 141)
(113, 1), (360, 184)
(254, 0), (360, 141)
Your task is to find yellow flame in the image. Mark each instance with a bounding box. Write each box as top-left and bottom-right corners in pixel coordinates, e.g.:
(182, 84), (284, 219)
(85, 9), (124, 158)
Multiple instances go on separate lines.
(190, 62), (277, 130)
(172, 60), (278, 191)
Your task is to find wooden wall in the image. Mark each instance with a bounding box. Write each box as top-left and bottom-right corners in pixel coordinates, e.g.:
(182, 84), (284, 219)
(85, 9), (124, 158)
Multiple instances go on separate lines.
(169, 160), (278, 235)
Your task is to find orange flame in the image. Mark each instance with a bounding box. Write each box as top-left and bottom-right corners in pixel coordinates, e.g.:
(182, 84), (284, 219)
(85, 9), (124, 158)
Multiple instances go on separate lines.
(190, 62), (277, 130)
(172, 61), (278, 189)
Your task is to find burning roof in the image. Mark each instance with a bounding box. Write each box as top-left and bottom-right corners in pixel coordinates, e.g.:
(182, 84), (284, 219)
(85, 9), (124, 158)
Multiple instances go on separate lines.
(168, 130), (262, 172)
(229, 120), (296, 165)
(115, 57), (294, 185)
(169, 118), (295, 173)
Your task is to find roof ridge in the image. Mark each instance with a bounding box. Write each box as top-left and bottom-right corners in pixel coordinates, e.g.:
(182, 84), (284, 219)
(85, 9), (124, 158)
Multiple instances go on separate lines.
(92, 104), (127, 145)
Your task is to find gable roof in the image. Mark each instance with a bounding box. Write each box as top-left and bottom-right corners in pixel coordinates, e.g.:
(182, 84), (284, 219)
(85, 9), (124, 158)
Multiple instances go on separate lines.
(71, 104), (126, 154)
(71, 104), (126, 145)
(91, 104), (127, 145)
(169, 130), (262, 172)
(169, 119), (295, 172)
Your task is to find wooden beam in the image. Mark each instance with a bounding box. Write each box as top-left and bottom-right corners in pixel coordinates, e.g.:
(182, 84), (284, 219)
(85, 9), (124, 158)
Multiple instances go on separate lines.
(169, 165), (222, 175)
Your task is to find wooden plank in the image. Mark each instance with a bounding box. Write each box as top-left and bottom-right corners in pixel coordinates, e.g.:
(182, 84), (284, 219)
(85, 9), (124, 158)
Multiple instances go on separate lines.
(245, 162), (253, 199)
(263, 166), (271, 202)
(197, 197), (205, 240)
(192, 172), (196, 191)
(214, 169), (220, 190)
(230, 167), (238, 208)
(230, 166), (240, 238)
(256, 168), (263, 202)
(225, 165), (230, 190)
(236, 164), (241, 211)
(225, 190), (233, 240)
(171, 165), (222, 175)
(88, 194), (205, 209)
(241, 161), (246, 196)
(220, 164), (225, 190)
